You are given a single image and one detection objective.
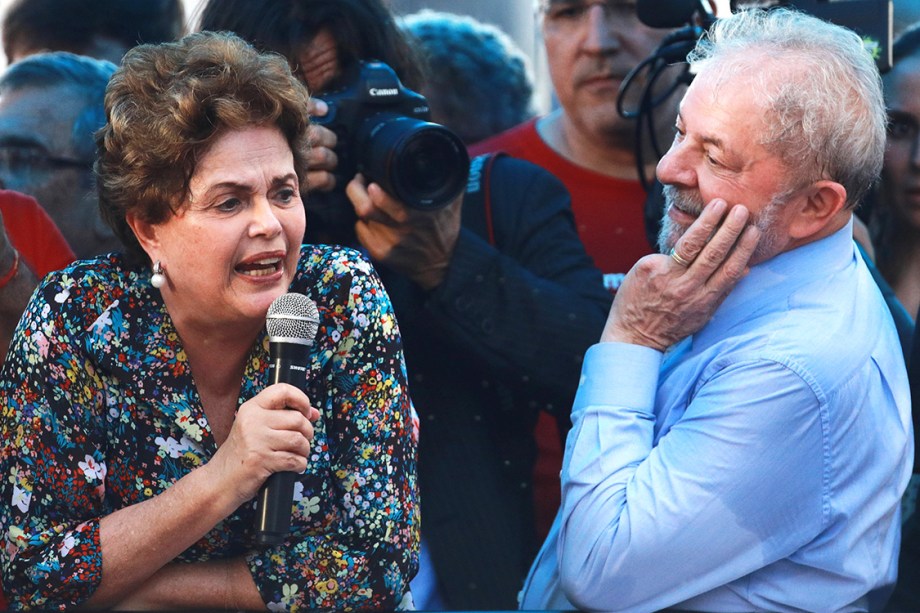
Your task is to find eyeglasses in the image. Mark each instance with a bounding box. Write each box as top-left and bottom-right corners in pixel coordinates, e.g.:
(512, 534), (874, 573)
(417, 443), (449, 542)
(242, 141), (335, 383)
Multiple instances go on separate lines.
(0, 145), (93, 175)
(540, 0), (638, 25)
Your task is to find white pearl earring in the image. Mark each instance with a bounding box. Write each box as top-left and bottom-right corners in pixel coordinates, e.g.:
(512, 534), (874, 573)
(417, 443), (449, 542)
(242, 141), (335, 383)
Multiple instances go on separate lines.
(151, 260), (166, 289)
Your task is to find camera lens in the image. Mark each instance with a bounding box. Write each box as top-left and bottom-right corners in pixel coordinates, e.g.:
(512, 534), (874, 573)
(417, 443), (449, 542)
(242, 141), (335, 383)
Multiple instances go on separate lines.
(359, 115), (470, 210)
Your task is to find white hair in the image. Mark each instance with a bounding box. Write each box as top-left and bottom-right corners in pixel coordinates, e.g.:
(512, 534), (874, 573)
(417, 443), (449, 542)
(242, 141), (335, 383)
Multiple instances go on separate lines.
(688, 8), (886, 208)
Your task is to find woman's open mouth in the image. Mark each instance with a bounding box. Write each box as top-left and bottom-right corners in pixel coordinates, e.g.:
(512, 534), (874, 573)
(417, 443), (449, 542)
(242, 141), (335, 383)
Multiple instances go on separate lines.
(235, 256), (283, 277)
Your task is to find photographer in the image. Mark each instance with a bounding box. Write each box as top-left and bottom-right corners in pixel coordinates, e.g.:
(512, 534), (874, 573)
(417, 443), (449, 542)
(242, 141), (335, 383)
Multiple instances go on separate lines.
(198, 0), (612, 609)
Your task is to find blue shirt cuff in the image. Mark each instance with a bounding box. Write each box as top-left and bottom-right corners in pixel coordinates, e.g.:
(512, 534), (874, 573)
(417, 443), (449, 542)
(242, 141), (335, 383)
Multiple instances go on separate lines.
(574, 342), (662, 415)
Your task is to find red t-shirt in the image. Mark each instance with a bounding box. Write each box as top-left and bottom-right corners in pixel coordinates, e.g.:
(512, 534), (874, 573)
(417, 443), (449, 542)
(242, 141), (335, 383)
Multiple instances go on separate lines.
(470, 119), (654, 542)
(0, 189), (75, 276)
(470, 117), (652, 288)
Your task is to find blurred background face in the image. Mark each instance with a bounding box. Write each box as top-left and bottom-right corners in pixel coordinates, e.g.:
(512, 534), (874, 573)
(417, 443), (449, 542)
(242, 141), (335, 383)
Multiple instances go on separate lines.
(882, 52), (920, 230)
(541, 0), (670, 140)
(0, 82), (117, 258)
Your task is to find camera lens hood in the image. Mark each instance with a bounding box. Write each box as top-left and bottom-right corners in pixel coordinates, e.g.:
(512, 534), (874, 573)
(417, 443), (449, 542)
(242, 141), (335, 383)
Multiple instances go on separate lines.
(359, 115), (470, 210)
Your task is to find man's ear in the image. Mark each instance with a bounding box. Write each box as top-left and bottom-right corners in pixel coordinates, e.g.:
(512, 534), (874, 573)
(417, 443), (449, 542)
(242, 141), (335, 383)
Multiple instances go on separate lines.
(787, 180), (848, 240)
(124, 211), (160, 261)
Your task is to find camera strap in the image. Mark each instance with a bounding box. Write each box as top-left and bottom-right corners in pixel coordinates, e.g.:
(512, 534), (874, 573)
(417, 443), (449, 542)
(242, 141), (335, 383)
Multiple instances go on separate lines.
(463, 152), (505, 247)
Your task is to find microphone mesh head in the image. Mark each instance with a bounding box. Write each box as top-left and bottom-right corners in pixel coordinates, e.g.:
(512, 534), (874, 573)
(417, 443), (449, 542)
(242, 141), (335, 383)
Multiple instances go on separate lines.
(266, 293), (320, 344)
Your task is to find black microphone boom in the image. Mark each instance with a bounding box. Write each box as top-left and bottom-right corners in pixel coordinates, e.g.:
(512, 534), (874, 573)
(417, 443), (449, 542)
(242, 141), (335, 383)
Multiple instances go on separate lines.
(254, 292), (320, 547)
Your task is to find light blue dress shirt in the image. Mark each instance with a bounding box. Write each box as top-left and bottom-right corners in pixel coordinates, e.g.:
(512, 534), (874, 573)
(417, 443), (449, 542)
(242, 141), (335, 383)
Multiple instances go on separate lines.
(520, 221), (913, 612)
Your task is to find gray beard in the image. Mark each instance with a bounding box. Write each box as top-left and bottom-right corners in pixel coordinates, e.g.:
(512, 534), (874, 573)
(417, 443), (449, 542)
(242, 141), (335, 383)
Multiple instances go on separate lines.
(657, 184), (784, 263)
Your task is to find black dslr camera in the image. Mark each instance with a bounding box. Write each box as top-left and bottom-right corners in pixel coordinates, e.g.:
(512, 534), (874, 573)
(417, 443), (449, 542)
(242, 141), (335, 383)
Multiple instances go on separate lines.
(313, 60), (470, 211)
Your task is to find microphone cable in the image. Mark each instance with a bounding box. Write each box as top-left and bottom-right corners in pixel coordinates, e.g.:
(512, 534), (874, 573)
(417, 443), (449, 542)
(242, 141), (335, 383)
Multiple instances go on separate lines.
(617, 25), (704, 191)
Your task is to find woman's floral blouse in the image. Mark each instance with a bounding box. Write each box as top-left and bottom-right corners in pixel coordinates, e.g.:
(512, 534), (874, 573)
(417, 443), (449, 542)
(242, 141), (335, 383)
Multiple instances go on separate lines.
(0, 244), (420, 611)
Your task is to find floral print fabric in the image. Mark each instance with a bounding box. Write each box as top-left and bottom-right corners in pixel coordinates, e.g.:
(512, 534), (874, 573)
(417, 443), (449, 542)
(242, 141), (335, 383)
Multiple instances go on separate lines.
(0, 244), (419, 611)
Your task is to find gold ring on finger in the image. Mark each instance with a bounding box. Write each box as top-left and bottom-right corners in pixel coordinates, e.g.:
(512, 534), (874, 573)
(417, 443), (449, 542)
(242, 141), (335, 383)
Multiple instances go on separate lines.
(669, 247), (693, 267)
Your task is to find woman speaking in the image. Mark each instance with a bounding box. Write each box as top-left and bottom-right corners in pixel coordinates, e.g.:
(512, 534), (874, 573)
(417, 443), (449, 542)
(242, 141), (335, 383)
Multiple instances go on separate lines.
(0, 31), (418, 610)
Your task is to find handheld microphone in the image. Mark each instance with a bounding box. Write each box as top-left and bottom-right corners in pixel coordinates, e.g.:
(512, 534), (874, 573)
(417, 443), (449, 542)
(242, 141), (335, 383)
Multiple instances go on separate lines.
(254, 292), (320, 547)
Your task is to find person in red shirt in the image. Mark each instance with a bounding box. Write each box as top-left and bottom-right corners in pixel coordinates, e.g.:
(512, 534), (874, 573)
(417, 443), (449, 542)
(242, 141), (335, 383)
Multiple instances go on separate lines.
(470, 1), (685, 283)
(469, 0), (687, 541)
(2, 189), (75, 275)
(0, 189), (75, 360)
(0, 187), (69, 613)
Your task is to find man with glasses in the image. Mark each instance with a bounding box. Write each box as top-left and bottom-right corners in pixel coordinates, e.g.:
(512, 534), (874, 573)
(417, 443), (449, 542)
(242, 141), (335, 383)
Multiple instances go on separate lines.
(472, 0), (679, 285)
(0, 51), (120, 259)
(470, 0), (685, 547)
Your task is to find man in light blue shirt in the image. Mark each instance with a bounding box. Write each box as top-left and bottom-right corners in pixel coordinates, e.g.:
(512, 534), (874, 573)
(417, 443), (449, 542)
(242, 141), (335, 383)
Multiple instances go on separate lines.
(520, 8), (913, 612)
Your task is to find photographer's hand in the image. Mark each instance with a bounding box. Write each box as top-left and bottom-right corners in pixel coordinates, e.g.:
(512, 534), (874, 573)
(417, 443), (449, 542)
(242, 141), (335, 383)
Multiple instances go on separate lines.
(347, 174), (462, 290)
(306, 99), (339, 192)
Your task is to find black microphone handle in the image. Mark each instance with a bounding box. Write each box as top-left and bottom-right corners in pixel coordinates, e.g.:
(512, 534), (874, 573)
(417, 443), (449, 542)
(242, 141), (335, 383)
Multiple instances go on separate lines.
(255, 471), (296, 547)
(254, 341), (311, 547)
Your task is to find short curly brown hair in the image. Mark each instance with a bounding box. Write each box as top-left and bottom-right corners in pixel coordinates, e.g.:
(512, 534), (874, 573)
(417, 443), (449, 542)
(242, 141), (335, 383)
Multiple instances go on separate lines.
(95, 30), (312, 262)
